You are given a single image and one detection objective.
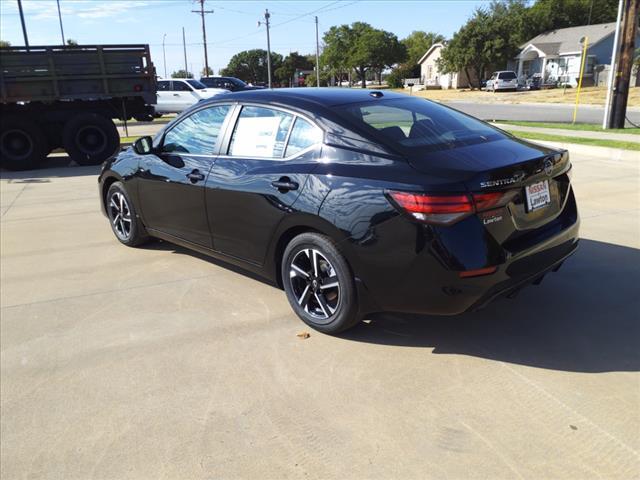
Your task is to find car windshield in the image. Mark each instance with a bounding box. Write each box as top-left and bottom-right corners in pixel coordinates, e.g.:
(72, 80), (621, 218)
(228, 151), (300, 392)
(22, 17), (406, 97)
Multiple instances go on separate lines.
(186, 80), (207, 90)
(229, 78), (246, 87)
(337, 97), (505, 153)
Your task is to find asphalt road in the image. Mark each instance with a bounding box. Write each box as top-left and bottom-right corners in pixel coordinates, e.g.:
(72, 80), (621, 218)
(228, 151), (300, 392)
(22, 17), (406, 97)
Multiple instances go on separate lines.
(443, 101), (640, 125)
(1, 150), (639, 479)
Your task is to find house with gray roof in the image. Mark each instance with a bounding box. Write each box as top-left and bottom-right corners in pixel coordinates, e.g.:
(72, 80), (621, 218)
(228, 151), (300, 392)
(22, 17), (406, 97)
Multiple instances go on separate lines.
(513, 22), (639, 87)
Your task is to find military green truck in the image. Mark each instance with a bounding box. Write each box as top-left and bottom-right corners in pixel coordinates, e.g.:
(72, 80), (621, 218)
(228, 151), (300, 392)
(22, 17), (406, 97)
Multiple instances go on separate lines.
(0, 44), (156, 170)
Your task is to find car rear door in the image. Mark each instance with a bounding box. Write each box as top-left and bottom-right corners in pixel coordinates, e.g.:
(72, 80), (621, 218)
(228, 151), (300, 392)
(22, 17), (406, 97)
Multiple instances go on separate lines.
(137, 104), (233, 248)
(205, 104), (323, 265)
(171, 80), (198, 111)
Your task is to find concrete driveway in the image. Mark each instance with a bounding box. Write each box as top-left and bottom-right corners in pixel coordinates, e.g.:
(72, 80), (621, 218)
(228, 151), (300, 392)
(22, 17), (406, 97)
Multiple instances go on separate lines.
(1, 150), (639, 479)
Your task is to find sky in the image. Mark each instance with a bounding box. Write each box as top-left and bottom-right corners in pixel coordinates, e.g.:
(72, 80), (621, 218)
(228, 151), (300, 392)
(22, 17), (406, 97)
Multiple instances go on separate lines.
(0, 0), (490, 77)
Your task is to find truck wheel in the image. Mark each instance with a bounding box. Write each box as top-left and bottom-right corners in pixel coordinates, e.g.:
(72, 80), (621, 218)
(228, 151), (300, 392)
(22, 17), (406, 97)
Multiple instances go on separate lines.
(0, 117), (48, 171)
(62, 114), (120, 166)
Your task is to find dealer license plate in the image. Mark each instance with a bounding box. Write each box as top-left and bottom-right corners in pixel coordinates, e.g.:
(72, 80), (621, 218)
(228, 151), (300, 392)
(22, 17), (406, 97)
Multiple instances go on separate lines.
(525, 180), (551, 212)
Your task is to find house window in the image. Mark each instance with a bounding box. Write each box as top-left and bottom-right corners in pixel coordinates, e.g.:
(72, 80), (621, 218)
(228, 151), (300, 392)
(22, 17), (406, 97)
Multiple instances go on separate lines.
(426, 65), (433, 79)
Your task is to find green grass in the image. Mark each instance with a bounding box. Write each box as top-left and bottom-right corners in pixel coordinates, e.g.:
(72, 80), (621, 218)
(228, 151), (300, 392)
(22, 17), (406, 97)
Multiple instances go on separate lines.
(505, 130), (640, 151)
(497, 120), (640, 135)
(120, 136), (139, 144)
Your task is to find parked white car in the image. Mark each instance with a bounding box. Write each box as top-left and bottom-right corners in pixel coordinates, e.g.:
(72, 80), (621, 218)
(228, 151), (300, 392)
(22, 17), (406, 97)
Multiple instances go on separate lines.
(153, 78), (228, 114)
(486, 71), (518, 92)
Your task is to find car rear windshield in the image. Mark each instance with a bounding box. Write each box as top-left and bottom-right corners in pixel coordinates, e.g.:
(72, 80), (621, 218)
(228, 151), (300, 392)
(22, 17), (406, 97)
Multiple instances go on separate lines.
(337, 97), (505, 153)
(498, 72), (517, 80)
(187, 80), (207, 90)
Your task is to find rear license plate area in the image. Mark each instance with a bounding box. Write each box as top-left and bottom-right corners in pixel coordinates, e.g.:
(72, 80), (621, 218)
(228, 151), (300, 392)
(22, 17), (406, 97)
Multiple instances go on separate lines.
(525, 180), (551, 212)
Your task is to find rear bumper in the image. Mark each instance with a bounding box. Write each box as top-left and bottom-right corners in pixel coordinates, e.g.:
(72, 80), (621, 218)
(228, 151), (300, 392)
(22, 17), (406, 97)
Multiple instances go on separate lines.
(347, 208), (580, 317)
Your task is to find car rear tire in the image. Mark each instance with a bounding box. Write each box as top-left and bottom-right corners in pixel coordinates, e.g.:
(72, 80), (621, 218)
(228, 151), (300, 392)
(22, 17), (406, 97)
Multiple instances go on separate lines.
(106, 181), (150, 247)
(0, 116), (48, 171)
(62, 113), (120, 166)
(282, 233), (361, 334)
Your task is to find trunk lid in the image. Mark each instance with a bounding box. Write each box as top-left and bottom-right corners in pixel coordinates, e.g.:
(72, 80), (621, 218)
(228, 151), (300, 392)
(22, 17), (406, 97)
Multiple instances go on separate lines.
(405, 137), (572, 246)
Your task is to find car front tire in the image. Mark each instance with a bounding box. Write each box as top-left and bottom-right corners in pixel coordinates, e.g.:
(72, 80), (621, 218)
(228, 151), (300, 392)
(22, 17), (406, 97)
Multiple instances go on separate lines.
(282, 233), (361, 334)
(106, 181), (149, 247)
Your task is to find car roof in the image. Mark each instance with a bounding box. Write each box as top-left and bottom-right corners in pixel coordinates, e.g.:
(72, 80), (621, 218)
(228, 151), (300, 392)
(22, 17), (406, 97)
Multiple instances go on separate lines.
(203, 87), (407, 108)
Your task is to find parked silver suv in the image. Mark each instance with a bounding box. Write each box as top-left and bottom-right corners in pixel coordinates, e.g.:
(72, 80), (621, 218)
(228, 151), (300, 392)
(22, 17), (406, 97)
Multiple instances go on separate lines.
(486, 71), (518, 92)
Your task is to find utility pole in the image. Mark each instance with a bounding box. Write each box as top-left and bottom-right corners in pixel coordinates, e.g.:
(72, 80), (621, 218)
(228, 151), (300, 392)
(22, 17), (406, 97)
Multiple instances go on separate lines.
(56, 0), (65, 45)
(182, 27), (188, 76)
(17, 0), (29, 48)
(191, 0), (213, 77)
(603, 0), (624, 129)
(609, 0), (639, 129)
(162, 33), (167, 78)
(315, 16), (321, 87)
(257, 10), (272, 88)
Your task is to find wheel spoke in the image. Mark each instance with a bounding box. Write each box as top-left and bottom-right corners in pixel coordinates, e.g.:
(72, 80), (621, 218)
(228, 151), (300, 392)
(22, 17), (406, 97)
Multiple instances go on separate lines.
(311, 249), (319, 276)
(112, 213), (120, 226)
(110, 198), (119, 212)
(297, 284), (312, 308)
(290, 264), (309, 278)
(314, 293), (330, 318)
(320, 276), (339, 290)
(119, 193), (124, 212)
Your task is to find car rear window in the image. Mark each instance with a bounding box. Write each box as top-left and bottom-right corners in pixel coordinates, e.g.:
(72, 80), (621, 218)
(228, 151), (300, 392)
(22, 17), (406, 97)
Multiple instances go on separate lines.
(337, 97), (505, 153)
(498, 72), (517, 80)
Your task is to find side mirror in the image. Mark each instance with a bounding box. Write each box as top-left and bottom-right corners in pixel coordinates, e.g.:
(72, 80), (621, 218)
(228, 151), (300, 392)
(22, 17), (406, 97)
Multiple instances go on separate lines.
(133, 136), (153, 155)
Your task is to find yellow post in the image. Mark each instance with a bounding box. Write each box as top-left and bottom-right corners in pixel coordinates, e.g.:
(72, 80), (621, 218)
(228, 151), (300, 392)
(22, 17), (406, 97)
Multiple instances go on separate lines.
(572, 36), (589, 124)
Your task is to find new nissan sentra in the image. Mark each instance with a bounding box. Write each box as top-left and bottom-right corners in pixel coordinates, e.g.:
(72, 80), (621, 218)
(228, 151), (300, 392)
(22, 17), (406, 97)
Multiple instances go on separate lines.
(99, 89), (579, 334)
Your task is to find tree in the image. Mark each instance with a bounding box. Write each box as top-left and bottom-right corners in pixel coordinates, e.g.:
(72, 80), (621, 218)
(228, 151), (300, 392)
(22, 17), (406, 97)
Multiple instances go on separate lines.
(438, 9), (494, 88)
(171, 70), (194, 78)
(400, 31), (445, 77)
(365, 28), (407, 85)
(322, 22), (406, 88)
(219, 49), (283, 85)
(201, 66), (213, 77)
(0, 40), (11, 48)
(275, 52), (314, 86)
(66, 39), (78, 46)
(321, 24), (354, 86)
(437, 0), (530, 88)
(526, 0), (619, 37)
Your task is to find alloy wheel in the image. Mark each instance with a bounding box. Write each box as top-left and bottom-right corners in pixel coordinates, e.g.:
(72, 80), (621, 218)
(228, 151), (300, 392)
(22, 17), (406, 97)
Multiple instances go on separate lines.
(109, 191), (133, 240)
(289, 248), (341, 323)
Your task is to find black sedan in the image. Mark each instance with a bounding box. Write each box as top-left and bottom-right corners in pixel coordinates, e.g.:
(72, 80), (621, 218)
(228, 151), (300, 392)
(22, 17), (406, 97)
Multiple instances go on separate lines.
(99, 89), (579, 334)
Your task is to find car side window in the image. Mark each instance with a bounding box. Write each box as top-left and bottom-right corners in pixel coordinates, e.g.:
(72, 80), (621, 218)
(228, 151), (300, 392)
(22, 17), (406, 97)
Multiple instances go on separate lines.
(158, 80), (171, 91)
(172, 81), (191, 92)
(285, 117), (322, 157)
(162, 105), (231, 155)
(228, 106), (293, 158)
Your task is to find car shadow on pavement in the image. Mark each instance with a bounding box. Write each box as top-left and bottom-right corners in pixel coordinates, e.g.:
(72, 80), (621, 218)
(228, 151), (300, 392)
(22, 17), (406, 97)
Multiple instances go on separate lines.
(0, 155), (103, 180)
(343, 239), (640, 373)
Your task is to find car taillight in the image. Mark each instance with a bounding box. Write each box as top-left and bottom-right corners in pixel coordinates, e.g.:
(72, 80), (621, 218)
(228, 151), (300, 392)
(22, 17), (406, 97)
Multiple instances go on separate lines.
(133, 84), (143, 92)
(387, 190), (507, 225)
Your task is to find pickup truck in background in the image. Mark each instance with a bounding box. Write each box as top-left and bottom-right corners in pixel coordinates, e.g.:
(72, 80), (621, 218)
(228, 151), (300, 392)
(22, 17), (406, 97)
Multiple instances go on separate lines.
(154, 78), (228, 114)
(0, 44), (156, 170)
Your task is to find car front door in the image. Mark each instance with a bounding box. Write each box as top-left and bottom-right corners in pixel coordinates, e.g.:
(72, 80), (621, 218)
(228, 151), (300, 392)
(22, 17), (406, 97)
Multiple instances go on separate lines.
(137, 104), (233, 248)
(171, 80), (198, 111)
(206, 105), (323, 265)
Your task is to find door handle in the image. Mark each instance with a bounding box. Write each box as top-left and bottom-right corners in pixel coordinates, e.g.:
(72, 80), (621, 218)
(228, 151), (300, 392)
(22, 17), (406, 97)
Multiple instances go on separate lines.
(186, 170), (205, 183)
(271, 177), (299, 192)
(173, 93), (180, 96)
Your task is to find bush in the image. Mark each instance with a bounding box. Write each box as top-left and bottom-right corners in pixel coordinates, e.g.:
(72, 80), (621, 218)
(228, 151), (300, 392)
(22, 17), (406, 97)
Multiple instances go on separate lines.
(385, 69), (404, 89)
